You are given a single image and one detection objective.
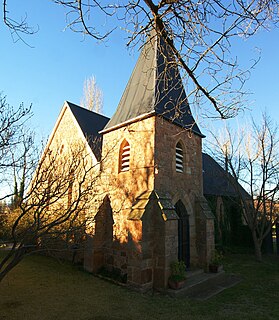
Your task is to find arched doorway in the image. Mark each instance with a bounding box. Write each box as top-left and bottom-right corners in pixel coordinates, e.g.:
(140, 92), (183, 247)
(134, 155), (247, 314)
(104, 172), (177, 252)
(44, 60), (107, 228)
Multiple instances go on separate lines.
(175, 200), (190, 268)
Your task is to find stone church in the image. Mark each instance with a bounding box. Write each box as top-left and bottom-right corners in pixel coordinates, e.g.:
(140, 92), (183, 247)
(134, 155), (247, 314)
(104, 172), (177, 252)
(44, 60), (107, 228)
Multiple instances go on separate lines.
(44, 33), (215, 290)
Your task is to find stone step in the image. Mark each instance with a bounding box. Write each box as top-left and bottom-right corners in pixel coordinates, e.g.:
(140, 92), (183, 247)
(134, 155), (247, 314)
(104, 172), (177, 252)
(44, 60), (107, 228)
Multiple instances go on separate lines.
(165, 271), (242, 300)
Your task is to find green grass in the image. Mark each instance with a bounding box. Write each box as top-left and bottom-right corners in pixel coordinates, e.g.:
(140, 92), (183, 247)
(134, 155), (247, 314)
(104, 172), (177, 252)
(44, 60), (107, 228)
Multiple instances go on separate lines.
(0, 252), (278, 320)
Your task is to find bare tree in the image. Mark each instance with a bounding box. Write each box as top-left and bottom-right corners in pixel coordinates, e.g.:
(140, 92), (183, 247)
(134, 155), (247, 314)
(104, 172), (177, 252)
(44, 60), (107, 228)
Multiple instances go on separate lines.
(0, 96), (113, 283)
(0, 95), (32, 197)
(80, 75), (103, 113)
(0, 138), (103, 282)
(10, 129), (35, 209)
(3, 1), (279, 118)
(209, 114), (279, 261)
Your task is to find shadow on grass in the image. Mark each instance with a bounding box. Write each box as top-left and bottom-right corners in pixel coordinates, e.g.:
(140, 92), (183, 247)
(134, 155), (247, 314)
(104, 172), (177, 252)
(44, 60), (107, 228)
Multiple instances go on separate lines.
(0, 252), (278, 320)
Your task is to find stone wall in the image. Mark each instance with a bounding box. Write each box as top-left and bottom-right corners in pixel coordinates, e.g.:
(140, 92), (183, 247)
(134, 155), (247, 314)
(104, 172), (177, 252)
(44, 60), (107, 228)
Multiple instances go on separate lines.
(48, 104), (98, 166)
(154, 117), (204, 268)
(93, 115), (214, 289)
(154, 117), (203, 195)
(195, 197), (215, 269)
(95, 116), (156, 285)
(36, 104), (105, 267)
(82, 113), (214, 289)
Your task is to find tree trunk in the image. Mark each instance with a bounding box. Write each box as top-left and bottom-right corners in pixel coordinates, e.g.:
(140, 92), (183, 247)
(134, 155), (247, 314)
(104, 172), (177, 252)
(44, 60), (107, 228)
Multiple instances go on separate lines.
(252, 230), (262, 262)
(0, 249), (24, 283)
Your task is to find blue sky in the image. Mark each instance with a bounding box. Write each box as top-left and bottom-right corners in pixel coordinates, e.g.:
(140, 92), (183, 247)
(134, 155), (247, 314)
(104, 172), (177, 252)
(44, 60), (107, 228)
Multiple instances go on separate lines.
(0, 0), (278, 140)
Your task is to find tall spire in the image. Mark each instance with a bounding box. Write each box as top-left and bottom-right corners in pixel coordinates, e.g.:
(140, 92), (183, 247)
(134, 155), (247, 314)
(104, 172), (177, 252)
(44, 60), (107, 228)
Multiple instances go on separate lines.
(103, 33), (203, 137)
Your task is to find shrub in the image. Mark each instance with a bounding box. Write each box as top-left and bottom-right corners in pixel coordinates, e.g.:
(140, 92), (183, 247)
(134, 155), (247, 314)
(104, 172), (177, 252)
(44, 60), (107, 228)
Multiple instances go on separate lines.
(169, 260), (186, 282)
(210, 249), (223, 266)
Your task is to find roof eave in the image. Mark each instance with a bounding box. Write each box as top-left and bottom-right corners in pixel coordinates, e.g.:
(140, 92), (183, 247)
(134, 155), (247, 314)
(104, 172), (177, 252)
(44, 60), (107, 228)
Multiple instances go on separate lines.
(100, 111), (156, 134)
(158, 113), (206, 138)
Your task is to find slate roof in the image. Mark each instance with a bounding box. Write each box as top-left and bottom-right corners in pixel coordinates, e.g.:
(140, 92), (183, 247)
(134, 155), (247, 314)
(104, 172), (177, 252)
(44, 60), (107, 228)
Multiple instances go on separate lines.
(202, 153), (250, 199)
(67, 101), (110, 161)
(103, 34), (204, 137)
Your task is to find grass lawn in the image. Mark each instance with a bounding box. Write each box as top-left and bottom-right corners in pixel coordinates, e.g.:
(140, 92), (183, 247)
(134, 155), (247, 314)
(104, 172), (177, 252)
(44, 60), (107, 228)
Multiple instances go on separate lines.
(0, 252), (278, 320)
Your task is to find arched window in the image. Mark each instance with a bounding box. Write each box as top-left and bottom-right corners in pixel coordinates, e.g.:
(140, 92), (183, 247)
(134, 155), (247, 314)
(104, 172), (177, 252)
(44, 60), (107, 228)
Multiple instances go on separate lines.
(119, 140), (130, 172)
(175, 142), (184, 173)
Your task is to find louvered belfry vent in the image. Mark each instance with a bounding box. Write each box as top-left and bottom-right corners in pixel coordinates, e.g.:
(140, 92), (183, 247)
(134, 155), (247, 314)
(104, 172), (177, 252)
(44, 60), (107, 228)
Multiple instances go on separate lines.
(120, 141), (130, 172)
(176, 142), (184, 173)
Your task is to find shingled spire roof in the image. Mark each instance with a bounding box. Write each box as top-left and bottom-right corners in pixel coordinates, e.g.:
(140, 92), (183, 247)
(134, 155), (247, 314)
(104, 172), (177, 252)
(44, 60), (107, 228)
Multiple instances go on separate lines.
(103, 33), (203, 137)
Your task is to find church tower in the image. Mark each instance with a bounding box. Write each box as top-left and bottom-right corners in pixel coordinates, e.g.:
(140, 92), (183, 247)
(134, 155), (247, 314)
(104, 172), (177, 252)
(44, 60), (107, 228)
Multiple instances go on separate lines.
(91, 33), (214, 290)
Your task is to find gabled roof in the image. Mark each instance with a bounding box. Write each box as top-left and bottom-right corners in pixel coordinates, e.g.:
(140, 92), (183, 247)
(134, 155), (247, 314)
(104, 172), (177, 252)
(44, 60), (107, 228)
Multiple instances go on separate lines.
(67, 102), (110, 161)
(128, 190), (178, 221)
(202, 153), (250, 199)
(103, 34), (203, 137)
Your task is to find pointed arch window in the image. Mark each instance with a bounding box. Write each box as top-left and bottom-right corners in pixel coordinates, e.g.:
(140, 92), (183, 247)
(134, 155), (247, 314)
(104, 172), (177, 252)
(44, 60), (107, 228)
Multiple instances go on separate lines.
(176, 142), (184, 173)
(119, 140), (130, 172)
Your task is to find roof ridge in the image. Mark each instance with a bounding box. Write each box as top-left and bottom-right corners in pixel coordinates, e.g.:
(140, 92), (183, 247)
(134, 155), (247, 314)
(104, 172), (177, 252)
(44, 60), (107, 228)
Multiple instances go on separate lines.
(66, 101), (110, 120)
